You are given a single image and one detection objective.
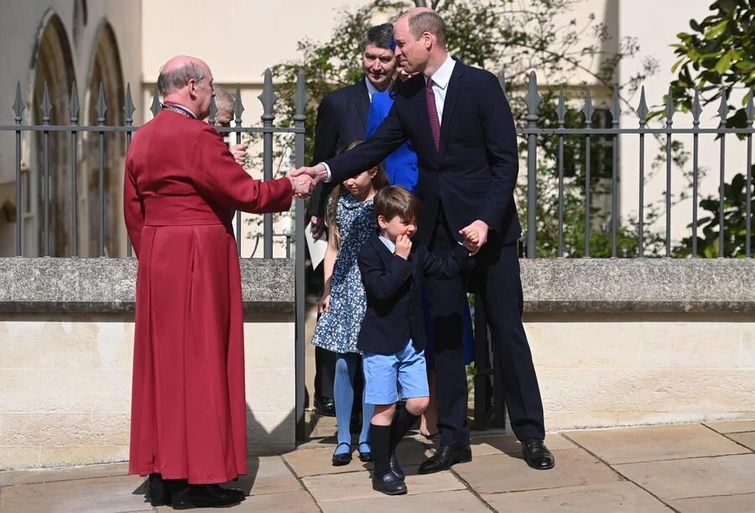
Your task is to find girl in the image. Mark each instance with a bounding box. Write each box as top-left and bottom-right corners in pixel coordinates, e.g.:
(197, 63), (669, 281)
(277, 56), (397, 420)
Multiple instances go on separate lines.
(311, 141), (389, 466)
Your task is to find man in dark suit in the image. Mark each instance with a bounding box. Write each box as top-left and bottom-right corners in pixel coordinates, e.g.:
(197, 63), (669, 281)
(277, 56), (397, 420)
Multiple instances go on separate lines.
(294, 7), (554, 473)
(309, 24), (398, 418)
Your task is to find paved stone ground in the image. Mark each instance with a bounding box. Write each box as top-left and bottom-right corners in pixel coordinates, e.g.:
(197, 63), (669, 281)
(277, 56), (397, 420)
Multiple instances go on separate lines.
(1, 419), (754, 513)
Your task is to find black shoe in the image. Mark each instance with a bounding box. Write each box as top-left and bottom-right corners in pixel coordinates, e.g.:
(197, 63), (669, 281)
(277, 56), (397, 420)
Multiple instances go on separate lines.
(389, 453), (404, 480)
(170, 483), (244, 510)
(418, 445), (472, 474)
(522, 439), (555, 470)
(372, 471), (407, 495)
(147, 473), (171, 506)
(332, 442), (352, 466)
(314, 396), (336, 417)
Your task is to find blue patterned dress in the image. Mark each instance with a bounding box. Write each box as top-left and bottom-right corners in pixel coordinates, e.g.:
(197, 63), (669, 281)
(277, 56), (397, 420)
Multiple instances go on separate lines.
(311, 193), (376, 354)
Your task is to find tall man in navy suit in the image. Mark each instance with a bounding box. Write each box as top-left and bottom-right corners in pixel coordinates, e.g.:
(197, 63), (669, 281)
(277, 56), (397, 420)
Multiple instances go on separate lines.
(309, 24), (398, 418)
(294, 7), (554, 473)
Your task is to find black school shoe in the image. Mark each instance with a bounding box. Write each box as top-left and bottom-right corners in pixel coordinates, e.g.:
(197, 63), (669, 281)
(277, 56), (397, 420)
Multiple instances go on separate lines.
(372, 471), (407, 495)
(332, 442), (353, 466)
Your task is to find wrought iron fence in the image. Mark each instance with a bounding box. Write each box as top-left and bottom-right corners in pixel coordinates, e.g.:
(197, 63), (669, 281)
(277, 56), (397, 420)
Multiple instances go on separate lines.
(4, 71), (755, 261)
(0, 69), (306, 259)
(516, 72), (755, 259)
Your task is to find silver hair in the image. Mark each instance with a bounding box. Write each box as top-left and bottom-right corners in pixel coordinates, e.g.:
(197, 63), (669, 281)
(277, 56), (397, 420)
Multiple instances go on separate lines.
(213, 86), (234, 116)
(157, 61), (205, 96)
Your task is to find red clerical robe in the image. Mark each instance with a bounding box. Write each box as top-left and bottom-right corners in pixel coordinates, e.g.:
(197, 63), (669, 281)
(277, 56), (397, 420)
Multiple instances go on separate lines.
(124, 109), (292, 484)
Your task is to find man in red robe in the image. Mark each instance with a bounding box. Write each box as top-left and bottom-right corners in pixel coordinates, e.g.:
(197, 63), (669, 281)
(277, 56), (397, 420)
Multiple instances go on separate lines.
(124, 55), (312, 509)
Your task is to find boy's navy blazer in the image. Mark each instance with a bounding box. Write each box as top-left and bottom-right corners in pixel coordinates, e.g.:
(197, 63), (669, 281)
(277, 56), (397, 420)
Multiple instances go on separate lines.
(357, 233), (468, 355)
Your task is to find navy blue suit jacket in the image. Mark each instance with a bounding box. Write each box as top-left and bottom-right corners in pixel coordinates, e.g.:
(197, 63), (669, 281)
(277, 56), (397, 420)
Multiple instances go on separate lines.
(309, 80), (370, 218)
(327, 62), (522, 246)
(357, 234), (468, 355)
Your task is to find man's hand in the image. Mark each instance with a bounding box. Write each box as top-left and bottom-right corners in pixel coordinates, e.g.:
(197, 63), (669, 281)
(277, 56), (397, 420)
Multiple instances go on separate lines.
(287, 174), (314, 199)
(290, 163), (328, 185)
(462, 227), (481, 255)
(230, 143), (247, 166)
(395, 234), (412, 259)
(460, 220), (489, 253)
(310, 216), (325, 239)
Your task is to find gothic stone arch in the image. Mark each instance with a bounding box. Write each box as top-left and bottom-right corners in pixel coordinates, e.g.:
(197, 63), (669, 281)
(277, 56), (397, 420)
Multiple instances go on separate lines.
(29, 10), (76, 257)
(81, 21), (125, 257)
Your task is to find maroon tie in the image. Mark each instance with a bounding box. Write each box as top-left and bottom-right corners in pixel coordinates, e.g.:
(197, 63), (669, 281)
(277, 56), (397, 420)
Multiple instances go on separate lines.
(426, 78), (441, 150)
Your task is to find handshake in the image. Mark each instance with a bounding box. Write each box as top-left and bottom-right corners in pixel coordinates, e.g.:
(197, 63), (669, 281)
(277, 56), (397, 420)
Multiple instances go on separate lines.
(286, 168), (315, 199)
(286, 163), (329, 200)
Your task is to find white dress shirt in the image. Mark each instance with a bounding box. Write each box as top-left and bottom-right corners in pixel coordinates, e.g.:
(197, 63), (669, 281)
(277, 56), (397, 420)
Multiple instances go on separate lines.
(425, 55), (456, 123)
(379, 235), (396, 253)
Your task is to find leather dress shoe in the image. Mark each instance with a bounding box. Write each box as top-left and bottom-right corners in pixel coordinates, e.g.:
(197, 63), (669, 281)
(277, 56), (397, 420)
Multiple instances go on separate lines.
(418, 445), (472, 474)
(372, 470), (407, 495)
(389, 453), (404, 480)
(314, 396), (336, 417)
(332, 442), (352, 466)
(522, 439), (555, 470)
(170, 483), (245, 510)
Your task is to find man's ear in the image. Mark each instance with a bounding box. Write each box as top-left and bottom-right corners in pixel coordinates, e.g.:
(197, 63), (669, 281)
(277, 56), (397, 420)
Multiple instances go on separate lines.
(187, 79), (198, 99)
(423, 32), (432, 50)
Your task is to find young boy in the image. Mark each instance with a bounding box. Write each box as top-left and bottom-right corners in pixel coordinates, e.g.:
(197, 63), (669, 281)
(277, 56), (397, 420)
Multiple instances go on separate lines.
(357, 185), (478, 495)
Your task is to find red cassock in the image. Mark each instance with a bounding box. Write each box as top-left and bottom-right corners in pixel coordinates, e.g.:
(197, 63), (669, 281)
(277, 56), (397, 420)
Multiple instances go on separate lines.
(123, 109), (292, 484)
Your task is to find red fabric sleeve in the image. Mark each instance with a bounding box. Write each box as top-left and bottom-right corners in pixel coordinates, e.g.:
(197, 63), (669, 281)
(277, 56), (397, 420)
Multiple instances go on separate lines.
(123, 152), (144, 257)
(190, 124), (293, 214)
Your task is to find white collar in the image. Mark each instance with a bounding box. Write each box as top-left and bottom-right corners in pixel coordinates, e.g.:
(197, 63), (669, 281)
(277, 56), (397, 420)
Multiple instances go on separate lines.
(426, 55), (455, 90)
(378, 235), (396, 253)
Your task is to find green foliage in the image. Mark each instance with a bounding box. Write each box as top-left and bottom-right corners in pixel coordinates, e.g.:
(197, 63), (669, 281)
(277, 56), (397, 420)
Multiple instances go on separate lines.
(665, 0), (755, 257)
(267, 0), (663, 258)
(668, 0), (755, 128)
(674, 167), (755, 257)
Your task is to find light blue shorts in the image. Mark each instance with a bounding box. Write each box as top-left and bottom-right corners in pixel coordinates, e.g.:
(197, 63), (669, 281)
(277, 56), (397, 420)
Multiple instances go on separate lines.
(363, 339), (429, 405)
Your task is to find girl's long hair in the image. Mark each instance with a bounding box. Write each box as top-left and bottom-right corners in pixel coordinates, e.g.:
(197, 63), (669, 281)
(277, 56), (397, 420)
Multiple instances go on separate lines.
(325, 140), (389, 247)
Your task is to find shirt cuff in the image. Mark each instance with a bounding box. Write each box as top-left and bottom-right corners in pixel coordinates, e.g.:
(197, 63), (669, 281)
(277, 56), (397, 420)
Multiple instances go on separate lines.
(320, 162), (332, 183)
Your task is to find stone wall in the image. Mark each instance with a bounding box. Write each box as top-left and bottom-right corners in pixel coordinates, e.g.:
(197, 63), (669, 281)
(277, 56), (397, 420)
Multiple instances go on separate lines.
(1, 257), (754, 471)
(0, 258), (296, 471)
(519, 259), (755, 431)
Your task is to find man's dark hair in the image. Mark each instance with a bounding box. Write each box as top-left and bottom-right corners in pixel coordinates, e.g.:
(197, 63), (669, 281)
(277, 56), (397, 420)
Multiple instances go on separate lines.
(360, 23), (394, 53)
(407, 10), (446, 48)
(374, 185), (420, 222)
(157, 61), (205, 96)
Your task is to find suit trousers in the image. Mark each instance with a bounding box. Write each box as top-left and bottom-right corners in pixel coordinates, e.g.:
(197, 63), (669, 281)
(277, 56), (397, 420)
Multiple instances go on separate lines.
(424, 206), (545, 447)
